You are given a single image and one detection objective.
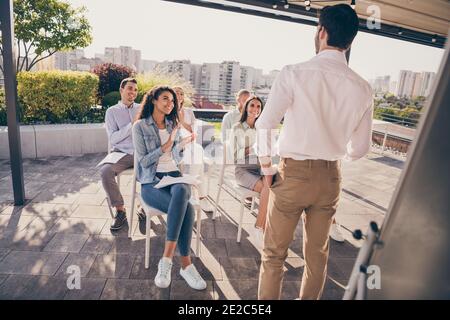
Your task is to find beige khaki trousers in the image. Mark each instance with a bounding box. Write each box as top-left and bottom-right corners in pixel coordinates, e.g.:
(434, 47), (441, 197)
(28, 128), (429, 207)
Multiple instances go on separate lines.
(258, 158), (341, 300)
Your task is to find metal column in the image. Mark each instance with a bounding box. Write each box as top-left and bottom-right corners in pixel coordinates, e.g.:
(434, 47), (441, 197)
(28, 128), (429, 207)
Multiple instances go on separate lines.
(0, 0), (25, 205)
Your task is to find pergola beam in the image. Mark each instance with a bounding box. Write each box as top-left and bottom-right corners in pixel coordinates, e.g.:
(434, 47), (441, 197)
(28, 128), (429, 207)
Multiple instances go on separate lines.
(163, 0), (446, 48)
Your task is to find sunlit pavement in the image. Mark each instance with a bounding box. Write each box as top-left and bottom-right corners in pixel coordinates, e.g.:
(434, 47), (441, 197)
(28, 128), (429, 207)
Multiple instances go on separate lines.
(0, 151), (403, 299)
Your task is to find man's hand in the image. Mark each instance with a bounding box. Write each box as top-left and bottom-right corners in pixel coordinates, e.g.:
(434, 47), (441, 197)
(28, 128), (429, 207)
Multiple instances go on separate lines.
(263, 174), (274, 186)
(259, 156), (277, 176)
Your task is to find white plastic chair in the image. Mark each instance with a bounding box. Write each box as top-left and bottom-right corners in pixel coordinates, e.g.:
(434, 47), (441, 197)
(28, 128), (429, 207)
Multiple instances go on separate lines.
(178, 146), (214, 200)
(195, 119), (215, 197)
(128, 154), (202, 269)
(179, 118), (214, 200)
(213, 142), (260, 243)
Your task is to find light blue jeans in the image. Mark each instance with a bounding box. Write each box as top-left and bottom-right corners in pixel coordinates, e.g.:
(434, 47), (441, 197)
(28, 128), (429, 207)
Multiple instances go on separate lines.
(141, 171), (194, 256)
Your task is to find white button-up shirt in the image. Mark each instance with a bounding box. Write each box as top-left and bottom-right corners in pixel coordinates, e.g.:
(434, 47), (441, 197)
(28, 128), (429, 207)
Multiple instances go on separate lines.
(231, 121), (257, 161)
(221, 108), (242, 142)
(105, 101), (141, 154)
(256, 49), (373, 161)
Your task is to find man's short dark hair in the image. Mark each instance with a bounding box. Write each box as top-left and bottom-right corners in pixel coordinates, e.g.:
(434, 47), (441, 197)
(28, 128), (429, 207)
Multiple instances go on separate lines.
(236, 89), (251, 99)
(319, 4), (359, 50)
(120, 77), (137, 89)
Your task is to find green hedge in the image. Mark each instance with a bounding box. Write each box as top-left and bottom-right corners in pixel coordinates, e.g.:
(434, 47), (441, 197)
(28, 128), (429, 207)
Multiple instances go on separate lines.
(17, 71), (99, 124)
(374, 106), (420, 127)
(102, 91), (121, 108)
(0, 70), (194, 126)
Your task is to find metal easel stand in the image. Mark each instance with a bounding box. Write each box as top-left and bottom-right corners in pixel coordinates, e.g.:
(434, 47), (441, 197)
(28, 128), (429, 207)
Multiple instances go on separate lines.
(343, 221), (382, 300)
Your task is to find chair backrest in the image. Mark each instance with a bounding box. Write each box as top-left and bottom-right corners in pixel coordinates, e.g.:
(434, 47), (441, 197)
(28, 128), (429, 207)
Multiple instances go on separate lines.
(131, 151), (158, 215)
(218, 141), (242, 188)
(221, 140), (236, 167)
(132, 151), (138, 183)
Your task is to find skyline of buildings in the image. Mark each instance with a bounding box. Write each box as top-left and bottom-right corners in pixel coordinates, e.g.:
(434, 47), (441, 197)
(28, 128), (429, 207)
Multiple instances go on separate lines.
(33, 46), (282, 104)
(1, 45), (437, 102)
(369, 70), (436, 98)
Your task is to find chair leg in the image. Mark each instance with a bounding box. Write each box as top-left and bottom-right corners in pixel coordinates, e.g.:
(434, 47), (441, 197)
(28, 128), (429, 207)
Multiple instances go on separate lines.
(250, 197), (256, 214)
(190, 187), (202, 257)
(237, 198), (245, 243)
(195, 207), (201, 257)
(213, 165), (225, 220)
(213, 186), (222, 220)
(106, 196), (115, 219)
(129, 177), (136, 239)
(206, 163), (213, 197)
(145, 213), (151, 269)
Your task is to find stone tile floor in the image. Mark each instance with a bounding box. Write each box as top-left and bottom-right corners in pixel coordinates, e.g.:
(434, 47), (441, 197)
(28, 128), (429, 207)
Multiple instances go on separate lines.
(0, 152), (404, 299)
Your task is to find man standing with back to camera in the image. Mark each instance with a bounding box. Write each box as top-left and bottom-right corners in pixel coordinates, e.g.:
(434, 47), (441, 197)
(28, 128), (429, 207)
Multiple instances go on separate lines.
(256, 4), (373, 299)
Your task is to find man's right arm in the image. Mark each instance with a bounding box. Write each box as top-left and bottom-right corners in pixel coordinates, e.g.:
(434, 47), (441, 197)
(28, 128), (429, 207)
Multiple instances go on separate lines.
(345, 99), (374, 161)
(255, 66), (292, 169)
(105, 109), (132, 147)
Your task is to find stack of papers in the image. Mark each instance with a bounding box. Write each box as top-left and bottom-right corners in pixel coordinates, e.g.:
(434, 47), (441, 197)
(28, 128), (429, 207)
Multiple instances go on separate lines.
(97, 152), (127, 167)
(154, 174), (201, 189)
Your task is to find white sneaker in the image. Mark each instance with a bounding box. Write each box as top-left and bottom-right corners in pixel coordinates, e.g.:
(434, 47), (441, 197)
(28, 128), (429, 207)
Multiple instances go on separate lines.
(330, 223), (345, 242)
(180, 264), (207, 290)
(154, 257), (173, 288)
(200, 198), (213, 213)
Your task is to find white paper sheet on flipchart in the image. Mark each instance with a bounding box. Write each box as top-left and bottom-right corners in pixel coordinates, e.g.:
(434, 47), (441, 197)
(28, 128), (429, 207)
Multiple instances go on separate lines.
(96, 152), (127, 167)
(154, 174), (201, 189)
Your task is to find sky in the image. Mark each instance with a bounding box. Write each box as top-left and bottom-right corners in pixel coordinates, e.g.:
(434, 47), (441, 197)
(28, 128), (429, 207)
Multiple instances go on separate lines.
(66, 0), (445, 82)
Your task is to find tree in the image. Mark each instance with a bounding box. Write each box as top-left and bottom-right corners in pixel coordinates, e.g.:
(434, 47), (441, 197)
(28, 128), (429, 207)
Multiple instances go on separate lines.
(91, 63), (135, 104)
(0, 0), (92, 73)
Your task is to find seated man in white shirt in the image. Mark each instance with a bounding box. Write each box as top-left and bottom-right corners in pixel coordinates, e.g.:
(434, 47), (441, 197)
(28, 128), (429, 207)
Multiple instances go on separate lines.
(256, 4), (373, 300)
(100, 77), (140, 231)
(220, 89), (251, 143)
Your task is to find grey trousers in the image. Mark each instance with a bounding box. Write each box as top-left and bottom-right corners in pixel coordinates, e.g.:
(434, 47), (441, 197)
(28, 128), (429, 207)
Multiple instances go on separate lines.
(100, 154), (134, 207)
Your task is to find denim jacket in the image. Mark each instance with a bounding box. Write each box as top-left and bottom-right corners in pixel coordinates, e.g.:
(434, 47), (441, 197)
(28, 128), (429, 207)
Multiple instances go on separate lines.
(132, 116), (184, 184)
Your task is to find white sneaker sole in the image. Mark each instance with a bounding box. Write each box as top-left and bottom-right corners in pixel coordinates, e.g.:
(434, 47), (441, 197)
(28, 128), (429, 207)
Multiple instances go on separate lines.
(180, 273), (207, 290)
(154, 279), (171, 289)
